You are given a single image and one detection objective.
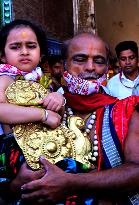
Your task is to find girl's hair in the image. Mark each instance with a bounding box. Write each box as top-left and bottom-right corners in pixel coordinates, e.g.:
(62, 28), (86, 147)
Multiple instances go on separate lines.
(0, 19), (48, 62)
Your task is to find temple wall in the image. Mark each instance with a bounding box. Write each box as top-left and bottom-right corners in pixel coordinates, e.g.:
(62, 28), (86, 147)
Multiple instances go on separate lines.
(12, 0), (73, 40)
(95, 0), (139, 55)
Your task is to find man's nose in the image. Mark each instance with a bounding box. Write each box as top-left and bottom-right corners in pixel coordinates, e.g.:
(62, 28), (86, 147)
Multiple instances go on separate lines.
(125, 58), (131, 64)
(85, 59), (95, 71)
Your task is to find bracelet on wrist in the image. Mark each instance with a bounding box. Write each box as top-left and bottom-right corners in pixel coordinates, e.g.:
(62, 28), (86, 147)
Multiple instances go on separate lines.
(62, 97), (66, 107)
(41, 109), (48, 122)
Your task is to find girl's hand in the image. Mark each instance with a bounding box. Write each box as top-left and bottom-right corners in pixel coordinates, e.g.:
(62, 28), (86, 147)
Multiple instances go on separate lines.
(41, 92), (65, 112)
(41, 109), (61, 129)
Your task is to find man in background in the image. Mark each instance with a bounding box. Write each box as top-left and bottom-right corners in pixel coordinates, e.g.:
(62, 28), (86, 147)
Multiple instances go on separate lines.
(48, 55), (64, 91)
(107, 41), (139, 99)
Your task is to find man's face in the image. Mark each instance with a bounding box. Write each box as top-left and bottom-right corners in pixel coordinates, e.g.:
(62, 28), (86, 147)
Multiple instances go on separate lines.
(52, 62), (63, 78)
(67, 35), (107, 81)
(118, 49), (138, 76)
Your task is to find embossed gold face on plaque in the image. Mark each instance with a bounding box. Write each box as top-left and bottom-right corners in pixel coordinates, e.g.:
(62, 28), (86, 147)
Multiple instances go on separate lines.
(6, 80), (93, 170)
(5, 80), (48, 106)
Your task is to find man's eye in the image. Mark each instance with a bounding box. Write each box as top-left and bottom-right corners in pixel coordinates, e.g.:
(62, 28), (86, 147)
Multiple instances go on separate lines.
(120, 58), (126, 61)
(129, 56), (136, 60)
(120, 56), (136, 61)
(72, 56), (87, 62)
(93, 57), (106, 64)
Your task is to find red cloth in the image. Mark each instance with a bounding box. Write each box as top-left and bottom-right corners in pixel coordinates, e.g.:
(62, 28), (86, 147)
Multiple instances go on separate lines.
(112, 96), (139, 149)
(64, 92), (118, 113)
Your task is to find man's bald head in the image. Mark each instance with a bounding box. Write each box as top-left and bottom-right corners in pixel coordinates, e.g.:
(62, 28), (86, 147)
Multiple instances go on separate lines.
(63, 33), (109, 60)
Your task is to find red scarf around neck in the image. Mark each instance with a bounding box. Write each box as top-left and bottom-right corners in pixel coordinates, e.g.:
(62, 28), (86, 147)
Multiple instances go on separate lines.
(64, 91), (118, 113)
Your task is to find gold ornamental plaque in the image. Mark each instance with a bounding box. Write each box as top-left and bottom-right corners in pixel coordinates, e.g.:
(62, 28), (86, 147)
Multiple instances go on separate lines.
(5, 80), (48, 106)
(6, 80), (94, 170)
(13, 123), (76, 170)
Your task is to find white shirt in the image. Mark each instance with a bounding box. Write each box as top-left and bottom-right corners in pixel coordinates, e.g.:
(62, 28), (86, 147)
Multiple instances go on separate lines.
(106, 72), (139, 99)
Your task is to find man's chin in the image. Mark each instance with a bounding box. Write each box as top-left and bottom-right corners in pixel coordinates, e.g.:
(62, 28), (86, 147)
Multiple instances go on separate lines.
(124, 69), (134, 74)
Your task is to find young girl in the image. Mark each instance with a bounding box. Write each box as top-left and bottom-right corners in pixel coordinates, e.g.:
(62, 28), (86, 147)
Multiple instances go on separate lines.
(0, 19), (64, 130)
(0, 19), (64, 204)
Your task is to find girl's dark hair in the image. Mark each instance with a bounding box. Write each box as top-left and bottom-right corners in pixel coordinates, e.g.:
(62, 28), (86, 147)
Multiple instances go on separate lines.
(0, 19), (48, 62)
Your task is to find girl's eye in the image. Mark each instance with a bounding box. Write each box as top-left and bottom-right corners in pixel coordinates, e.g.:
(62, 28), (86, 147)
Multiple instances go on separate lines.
(27, 43), (37, 49)
(10, 45), (20, 49)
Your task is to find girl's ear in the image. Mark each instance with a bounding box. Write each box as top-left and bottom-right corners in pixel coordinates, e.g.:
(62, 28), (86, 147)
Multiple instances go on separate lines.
(0, 54), (6, 63)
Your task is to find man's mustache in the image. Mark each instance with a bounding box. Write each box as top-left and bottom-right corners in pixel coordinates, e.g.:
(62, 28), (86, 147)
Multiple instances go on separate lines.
(78, 72), (100, 80)
(125, 65), (132, 68)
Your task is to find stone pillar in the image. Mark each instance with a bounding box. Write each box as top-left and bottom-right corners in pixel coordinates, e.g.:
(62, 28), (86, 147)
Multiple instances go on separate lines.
(72, 0), (96, 34)
(1, 0), (12, 25)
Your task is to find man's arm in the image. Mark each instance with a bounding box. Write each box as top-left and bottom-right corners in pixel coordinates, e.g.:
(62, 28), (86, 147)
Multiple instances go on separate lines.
(0, 162), (45, 202)
(20, 110), (139, 203)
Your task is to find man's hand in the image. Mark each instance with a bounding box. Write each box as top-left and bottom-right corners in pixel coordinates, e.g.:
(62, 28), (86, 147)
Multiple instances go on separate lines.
(21, 156), (72, 204)
(10, 162), (45, 197)
(41, 92), (65, 112)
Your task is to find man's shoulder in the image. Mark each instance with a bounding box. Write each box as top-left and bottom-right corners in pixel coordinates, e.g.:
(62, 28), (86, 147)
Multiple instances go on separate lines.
(107, 73), (120, 84)
(106, 74), (120, 91)
(113, 96), (139, 111)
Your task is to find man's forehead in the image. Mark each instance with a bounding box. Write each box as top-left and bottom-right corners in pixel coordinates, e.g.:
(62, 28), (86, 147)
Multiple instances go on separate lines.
(119, 49), (136, 56)
(68, 35), (107, 57)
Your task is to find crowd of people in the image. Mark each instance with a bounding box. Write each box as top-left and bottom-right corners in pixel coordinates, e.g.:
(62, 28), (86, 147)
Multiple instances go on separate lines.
(0, 18), (139, 205)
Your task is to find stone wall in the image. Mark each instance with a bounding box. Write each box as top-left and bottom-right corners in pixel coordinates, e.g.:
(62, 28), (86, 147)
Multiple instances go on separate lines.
(95, 0), (139, 55)
(12, 0), (73, 40)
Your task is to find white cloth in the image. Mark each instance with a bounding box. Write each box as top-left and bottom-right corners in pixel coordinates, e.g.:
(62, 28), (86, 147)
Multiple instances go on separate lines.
(63, 71), (107, 95)
(57, 87), (64, 94)
(101, 85), (109, 94)
(0, 64), (43, 81)
(106, 72), (139, 99)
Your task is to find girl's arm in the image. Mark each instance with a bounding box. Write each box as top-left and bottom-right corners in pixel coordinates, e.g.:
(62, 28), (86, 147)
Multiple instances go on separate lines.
(0, 76), (61, 128)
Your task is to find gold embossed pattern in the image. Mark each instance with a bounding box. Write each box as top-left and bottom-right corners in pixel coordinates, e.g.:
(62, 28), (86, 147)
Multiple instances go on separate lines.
(5, 80), (48, 106)
(14, 123), (76, 170)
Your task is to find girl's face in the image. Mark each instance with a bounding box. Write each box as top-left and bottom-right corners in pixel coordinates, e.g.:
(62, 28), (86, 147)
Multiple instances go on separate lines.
(1, 27), (41, 72)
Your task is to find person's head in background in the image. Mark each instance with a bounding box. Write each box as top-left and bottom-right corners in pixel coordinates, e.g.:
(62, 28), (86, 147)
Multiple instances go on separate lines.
(109, 57), (121, 76)
(48, 55), (64, 81)
(115, 40), (139, 80)
(0, 19), (47, 72)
